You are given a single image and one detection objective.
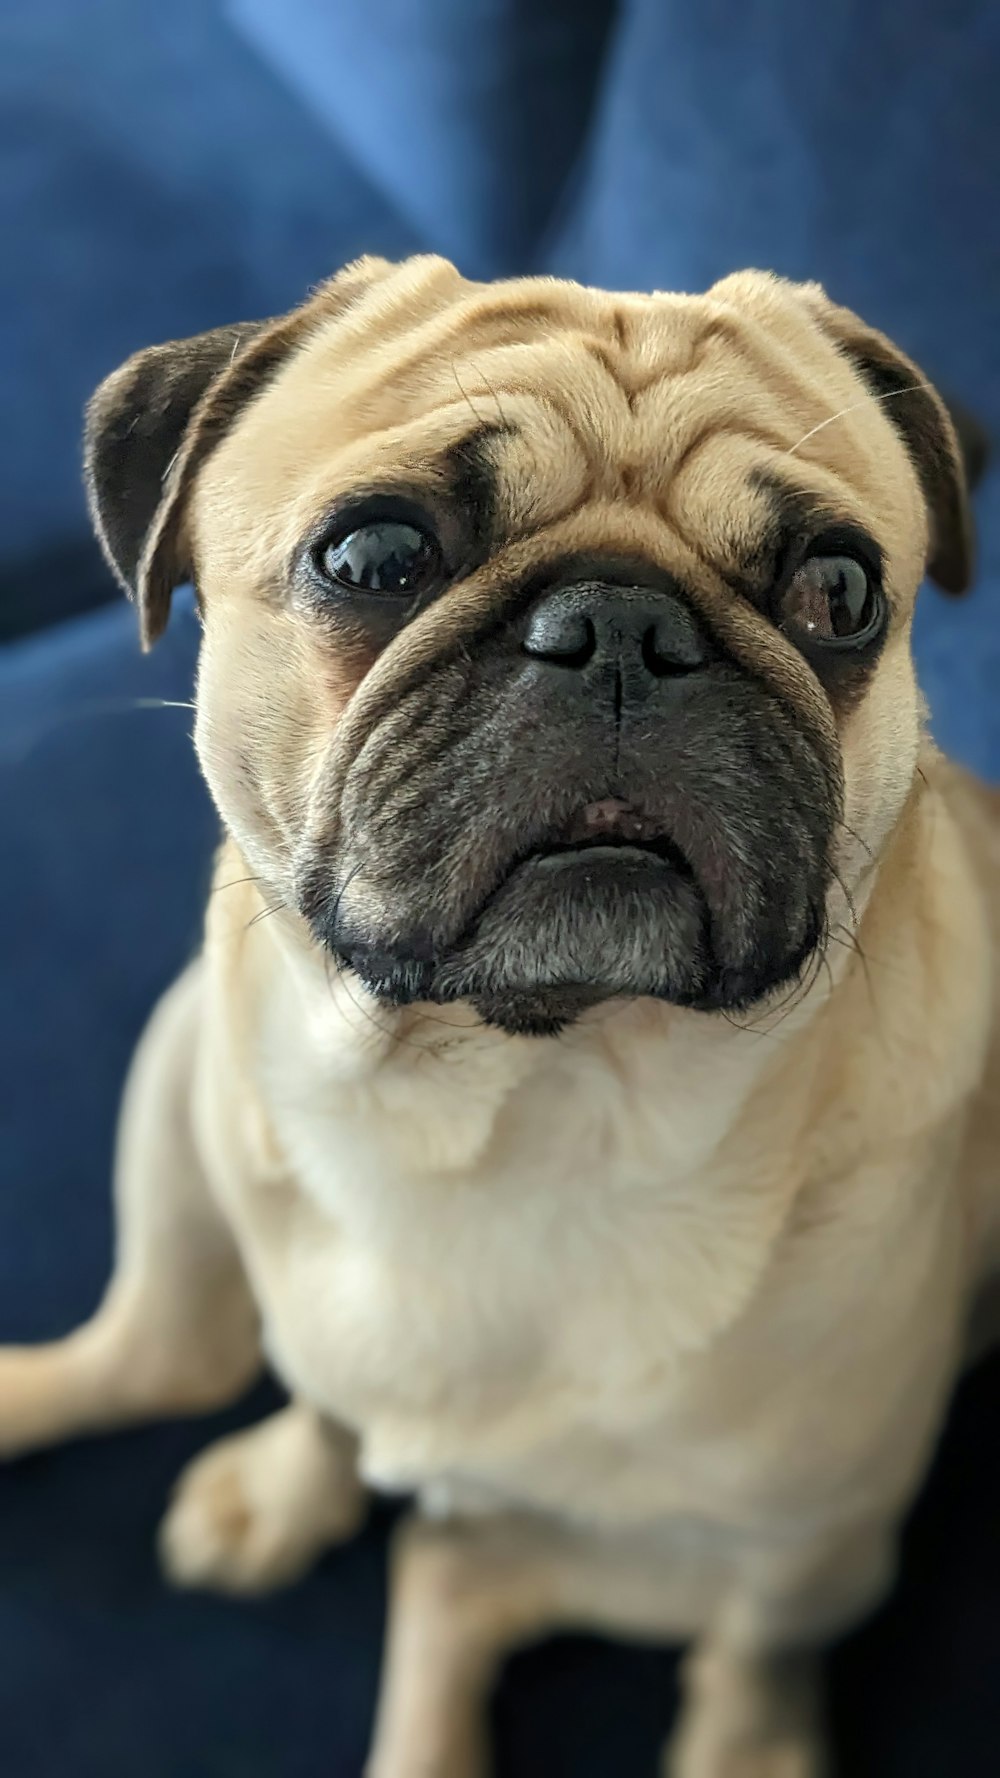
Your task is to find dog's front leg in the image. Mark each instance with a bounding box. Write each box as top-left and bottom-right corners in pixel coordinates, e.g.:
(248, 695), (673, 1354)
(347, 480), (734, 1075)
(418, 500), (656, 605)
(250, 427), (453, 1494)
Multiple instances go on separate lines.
(667, 1520), (895, 1778)
(0, 964), (261, 1457)
(367, 1514), (564, 1778)
(368, 1511), (729, 1778)
(367, 1510), (891, 1778)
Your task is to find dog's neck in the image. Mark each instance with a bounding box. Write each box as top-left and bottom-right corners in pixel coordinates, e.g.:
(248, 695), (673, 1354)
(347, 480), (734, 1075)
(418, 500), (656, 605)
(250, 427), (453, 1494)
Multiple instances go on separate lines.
(208, 833), (852, 1187)
(204, 836), (865, 1370)
(198, 762), (992, 1376)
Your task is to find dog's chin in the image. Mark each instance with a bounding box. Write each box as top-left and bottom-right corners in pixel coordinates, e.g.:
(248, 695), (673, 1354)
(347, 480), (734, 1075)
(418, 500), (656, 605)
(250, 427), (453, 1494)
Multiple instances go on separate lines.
(439, 846), (710, 1034)
(332, 845), (713, 1036)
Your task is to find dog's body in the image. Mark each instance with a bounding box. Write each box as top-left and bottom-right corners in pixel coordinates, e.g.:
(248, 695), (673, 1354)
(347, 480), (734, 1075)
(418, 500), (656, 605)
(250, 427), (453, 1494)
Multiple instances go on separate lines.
(3, 258), (998, 1774)
(203, 785), (998, 1540)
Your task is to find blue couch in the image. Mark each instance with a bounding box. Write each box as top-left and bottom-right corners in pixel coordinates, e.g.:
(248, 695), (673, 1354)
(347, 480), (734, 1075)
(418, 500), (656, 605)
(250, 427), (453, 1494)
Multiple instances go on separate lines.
(3, 3), (999, 1774)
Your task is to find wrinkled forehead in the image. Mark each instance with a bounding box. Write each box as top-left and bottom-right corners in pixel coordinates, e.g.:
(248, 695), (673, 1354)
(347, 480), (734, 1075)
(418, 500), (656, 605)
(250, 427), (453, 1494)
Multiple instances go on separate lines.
(192, 270), (923, 585)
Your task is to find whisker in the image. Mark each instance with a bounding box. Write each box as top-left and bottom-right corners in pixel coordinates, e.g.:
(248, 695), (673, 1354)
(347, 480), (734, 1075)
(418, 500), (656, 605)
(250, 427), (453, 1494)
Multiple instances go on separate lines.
(318, 865), (446, 1052)
(472, 361), (510, 429)
(125, 697), (197, 711)
(326, 945), (491, 1056)
(245, 901), (285, 931)
(828, 925), (887, 1038)
(787, 383), (928, 456)
(4, 693), (199, 766)
(323, 945), (398, 1044)
(318, 864), (405, 1046)
(704, 955), (809, 1036)
(715, 1005), (771, 1038)
(210, 873), (266, 896)
(760, 925), (831, 1035)
(451, 362), (488, 427)
(828, 861), (861, 931)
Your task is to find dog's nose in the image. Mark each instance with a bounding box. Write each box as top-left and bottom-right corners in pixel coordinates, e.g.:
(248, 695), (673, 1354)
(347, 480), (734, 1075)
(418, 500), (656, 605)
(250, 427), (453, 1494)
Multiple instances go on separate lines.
(522, 584), (712, 677)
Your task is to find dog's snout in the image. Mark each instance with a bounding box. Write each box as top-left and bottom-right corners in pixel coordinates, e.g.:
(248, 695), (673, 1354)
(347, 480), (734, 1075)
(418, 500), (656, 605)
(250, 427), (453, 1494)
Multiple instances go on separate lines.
(521, 584), (712, 678)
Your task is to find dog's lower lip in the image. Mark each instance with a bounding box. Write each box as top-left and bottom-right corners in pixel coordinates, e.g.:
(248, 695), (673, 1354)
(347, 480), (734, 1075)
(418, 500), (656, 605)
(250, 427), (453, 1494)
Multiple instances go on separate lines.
(523, 836), (694, 876)
(528, 841), (671, 868)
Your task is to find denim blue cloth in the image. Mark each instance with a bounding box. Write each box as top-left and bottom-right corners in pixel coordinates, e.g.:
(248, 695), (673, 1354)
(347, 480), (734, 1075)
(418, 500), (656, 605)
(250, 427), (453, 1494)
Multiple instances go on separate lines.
(231, 0), (1000, 423)
(0, 0), (419, 632)
(3, 3), (1000, 1774)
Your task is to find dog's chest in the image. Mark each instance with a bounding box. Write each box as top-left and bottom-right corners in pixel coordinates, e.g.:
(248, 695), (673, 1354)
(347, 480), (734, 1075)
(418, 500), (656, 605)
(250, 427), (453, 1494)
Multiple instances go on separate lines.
(228, 1015), (804, 1519)
(250, 1180), (723, 1518)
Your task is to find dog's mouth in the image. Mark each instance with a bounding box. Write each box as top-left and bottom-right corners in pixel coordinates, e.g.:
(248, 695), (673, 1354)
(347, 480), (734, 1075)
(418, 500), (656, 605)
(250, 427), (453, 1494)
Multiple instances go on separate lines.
(553, 796), (676, 848)
(503, 797), (695, 883)
(309, 774), (828, 1033)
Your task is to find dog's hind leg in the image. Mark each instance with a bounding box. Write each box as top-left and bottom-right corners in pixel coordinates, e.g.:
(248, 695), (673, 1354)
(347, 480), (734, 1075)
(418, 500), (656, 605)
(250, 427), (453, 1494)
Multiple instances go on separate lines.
(0, 962), (262, 1458)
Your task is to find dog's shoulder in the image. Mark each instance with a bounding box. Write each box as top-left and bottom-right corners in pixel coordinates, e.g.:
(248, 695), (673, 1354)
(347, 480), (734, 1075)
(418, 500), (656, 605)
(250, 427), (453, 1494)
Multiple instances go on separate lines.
(927, 750), (1000, 899)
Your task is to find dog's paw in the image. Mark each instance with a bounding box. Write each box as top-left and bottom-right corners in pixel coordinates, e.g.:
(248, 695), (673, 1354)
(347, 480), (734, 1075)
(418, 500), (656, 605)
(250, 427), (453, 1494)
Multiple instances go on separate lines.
(666, 1738), (825, 1778)
(365, 1720), (491, 1778)
(159, 1407), (365, 1596)
(666, 1647), (828, 1778)
(365, 1759), (487, 1778)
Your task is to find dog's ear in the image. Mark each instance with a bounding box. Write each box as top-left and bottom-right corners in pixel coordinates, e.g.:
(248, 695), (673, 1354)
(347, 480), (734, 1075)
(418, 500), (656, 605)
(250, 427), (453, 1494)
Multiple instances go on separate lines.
(941, 394), (991, 498)
(84, 256), (394, 648)
(802, 288), (977, 596)
(85, 317), (278, 647)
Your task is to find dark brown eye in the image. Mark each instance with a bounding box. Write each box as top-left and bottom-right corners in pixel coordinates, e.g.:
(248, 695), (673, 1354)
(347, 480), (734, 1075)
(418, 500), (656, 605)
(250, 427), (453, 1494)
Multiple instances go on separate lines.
(779, 554), (880, 646)
(319, 520), (442, 595)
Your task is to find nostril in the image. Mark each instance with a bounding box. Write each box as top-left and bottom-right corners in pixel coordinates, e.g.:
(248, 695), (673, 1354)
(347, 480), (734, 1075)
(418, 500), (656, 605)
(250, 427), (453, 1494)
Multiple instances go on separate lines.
(521, 583), (712, 675)
(523, 607), (596, 667)
(641, 620), (707, 677)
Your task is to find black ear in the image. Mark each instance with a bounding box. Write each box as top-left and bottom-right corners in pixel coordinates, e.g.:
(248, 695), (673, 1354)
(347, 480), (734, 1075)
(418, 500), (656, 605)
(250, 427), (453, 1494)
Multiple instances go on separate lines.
(84, 323), (270, 600)
(83, 255), (399, 648)
(84, 319), (281, 648)
(805, 291), (976, 596)
(941, 394), (991, 496)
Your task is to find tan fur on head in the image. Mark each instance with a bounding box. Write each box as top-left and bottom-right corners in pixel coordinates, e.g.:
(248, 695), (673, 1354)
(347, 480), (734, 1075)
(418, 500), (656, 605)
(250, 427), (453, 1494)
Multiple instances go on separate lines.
(82, 257), (980, 1025)
(85, 259), (974, 652)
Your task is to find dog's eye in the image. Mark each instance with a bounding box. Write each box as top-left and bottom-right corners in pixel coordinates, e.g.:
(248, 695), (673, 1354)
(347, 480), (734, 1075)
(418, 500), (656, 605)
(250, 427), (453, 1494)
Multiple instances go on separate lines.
(779, 555), (881, 646)
(319, 521), (442, 596)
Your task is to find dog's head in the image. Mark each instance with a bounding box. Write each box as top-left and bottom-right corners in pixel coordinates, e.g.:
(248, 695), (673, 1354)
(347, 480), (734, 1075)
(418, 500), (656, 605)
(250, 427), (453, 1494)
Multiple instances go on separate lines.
(86, 258), (978, 1035)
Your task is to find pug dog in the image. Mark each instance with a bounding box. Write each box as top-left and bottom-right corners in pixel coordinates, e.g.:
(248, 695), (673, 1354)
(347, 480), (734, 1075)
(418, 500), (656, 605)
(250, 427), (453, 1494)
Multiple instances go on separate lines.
(2, 256), (998, 1778)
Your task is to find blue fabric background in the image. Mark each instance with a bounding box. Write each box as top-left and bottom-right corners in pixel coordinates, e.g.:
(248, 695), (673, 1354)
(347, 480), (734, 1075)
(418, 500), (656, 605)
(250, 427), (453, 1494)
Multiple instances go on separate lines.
(2, 3), (999, 1774)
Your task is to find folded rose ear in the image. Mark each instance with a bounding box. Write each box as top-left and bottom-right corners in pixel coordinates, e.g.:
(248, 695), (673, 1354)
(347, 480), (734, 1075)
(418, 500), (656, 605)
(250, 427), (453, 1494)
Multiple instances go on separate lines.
(85, 318), (278, 648)
(802, 288), (977, 596)
(84, 256), (395, 648)
(941, 394), (991, 498)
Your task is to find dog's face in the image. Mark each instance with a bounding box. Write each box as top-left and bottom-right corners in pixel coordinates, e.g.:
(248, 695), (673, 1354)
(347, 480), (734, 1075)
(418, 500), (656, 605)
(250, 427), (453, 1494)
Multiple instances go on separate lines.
(86, 258), (974, 1034)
